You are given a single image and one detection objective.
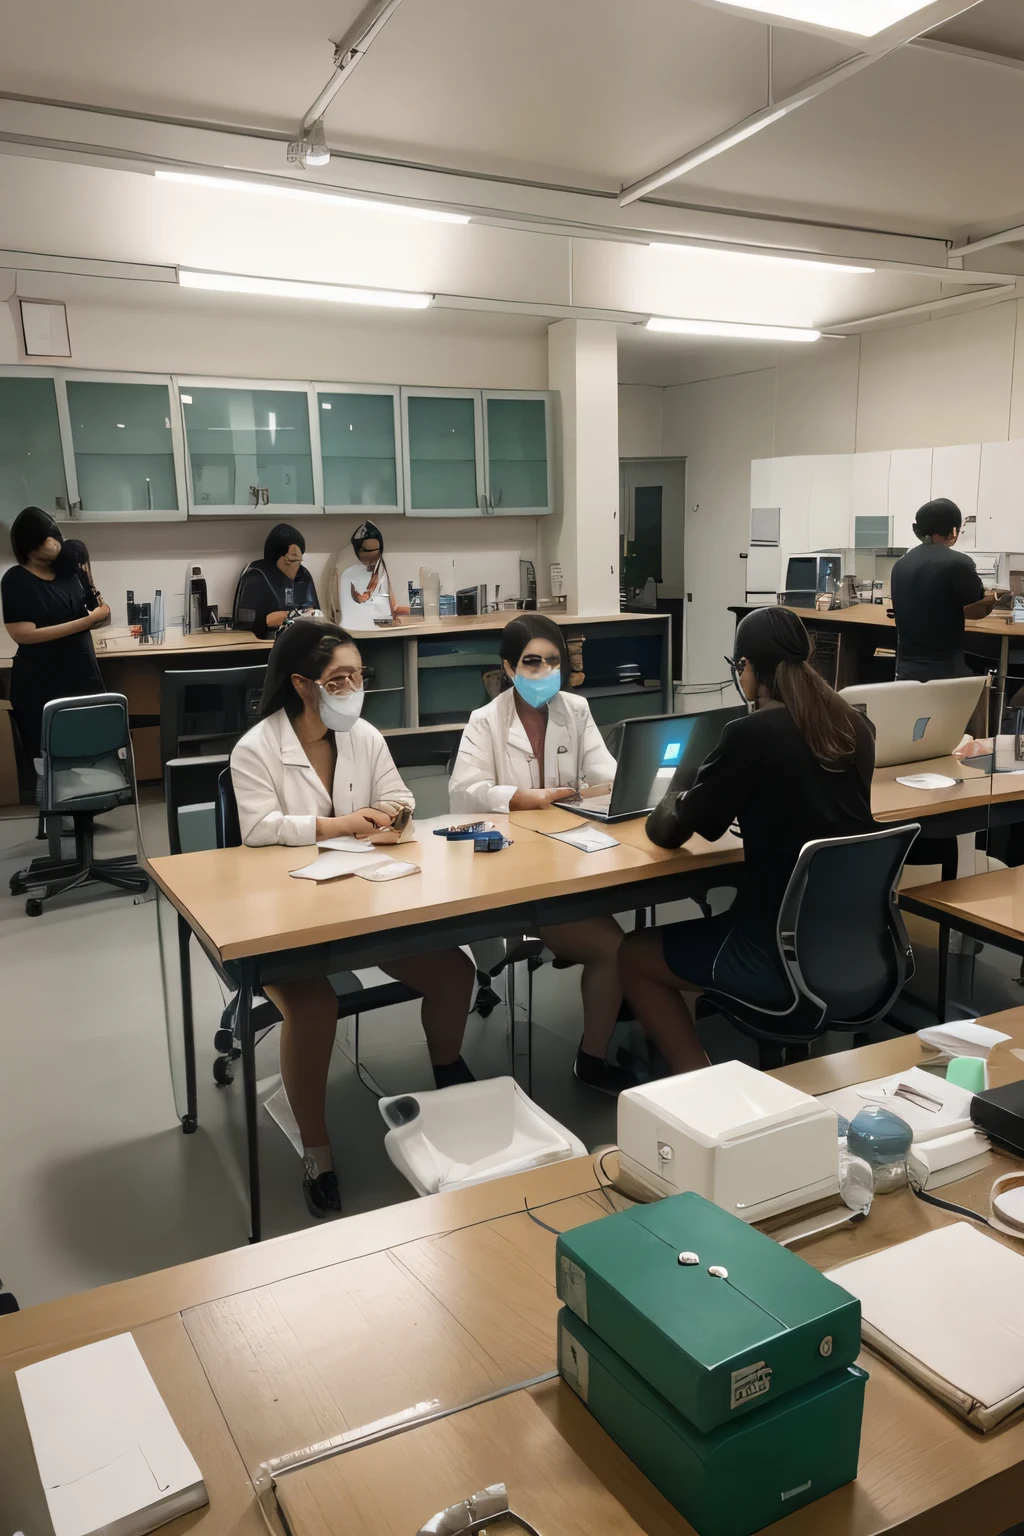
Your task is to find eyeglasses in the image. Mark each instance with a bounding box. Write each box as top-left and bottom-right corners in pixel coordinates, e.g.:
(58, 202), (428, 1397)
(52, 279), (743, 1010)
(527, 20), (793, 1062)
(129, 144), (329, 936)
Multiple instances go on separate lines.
(517, 651), (560, 675)
(724, 654), (748, 705)
(322, 668), (368, 695)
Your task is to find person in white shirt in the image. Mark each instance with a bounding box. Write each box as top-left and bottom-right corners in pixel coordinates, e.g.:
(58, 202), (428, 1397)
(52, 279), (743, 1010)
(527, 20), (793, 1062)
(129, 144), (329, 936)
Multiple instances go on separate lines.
(231, 618), (474, 1219)
(449, 614), (633, 1095)
(334, 519), (409, 630)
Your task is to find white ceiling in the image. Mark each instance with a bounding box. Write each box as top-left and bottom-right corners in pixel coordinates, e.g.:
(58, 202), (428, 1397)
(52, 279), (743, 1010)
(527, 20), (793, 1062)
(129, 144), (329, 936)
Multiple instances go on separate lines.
(2, 0), (1024, 382)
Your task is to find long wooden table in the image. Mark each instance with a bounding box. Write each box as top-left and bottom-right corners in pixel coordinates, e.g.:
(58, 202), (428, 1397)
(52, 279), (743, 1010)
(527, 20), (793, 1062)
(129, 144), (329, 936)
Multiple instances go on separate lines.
(5, 1021), (1024, 1536)
(146, 812), (742, 1239)
(900, 864), (1024, 1022)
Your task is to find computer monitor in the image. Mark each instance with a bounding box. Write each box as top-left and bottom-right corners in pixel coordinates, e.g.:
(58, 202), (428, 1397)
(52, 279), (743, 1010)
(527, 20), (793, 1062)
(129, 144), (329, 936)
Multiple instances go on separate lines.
(783, 553), (843, 606)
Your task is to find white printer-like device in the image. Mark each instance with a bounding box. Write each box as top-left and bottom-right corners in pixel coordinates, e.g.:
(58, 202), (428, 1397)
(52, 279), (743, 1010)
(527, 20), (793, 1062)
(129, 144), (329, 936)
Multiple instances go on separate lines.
(617, 1060), (839, 1221)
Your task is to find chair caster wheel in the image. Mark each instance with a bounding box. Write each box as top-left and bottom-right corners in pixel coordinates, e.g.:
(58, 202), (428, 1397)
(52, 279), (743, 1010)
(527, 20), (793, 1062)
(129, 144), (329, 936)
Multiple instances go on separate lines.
(181, 1114), (197, 1134)
(25, 899), (43, 917)
(214, 1027), (235, 1052)
(213, 1056), (234, 1087)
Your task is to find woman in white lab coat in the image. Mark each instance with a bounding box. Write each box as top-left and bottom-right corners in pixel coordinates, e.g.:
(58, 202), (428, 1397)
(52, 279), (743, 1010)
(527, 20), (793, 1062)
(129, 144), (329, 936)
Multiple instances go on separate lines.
(333, 519), (409, 630)
(231, 618), (474, 1219)
(449, 615), (633, 1095)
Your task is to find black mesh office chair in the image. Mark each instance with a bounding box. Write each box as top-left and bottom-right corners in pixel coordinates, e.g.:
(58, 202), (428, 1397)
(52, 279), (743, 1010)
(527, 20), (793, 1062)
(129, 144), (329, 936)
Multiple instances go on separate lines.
(698, 823), (920, 1069)
(210, 767), (420, 1090)
(10, 693), (149, 915)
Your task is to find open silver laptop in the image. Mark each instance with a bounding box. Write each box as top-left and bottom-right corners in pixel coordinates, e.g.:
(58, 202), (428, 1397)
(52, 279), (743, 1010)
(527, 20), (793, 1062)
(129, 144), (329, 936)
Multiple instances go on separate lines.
(839, 676), (986, 769)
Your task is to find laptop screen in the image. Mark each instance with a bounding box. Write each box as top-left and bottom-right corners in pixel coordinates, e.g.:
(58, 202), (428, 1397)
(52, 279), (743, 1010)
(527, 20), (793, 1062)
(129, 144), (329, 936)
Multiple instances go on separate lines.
(611, 707), (747, 815)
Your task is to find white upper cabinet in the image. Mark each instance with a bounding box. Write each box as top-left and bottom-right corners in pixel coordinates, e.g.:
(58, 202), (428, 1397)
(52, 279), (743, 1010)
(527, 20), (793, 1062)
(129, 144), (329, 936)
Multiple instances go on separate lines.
(807, 455), (853, 551)
(931, 443), (981, 534)
(977, 439), (1024, 553)
(888, 449), (933, 549)
(773, 457), (813, 560)
(178, 379), (321, 517)
(402, 387), (553, 517)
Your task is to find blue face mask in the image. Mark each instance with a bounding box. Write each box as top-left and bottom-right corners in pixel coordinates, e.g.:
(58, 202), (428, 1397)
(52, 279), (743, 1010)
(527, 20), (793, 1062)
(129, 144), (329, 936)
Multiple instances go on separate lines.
(514, 669), (561, 709)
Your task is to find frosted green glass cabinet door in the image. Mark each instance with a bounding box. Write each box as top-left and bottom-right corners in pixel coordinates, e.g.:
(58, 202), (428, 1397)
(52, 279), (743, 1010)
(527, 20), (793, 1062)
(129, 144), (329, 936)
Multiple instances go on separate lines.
(180, 381), (319, 516)
(64, 376), (183, 519)
(402, 388), (483, 516)
(317, 385), (402, 511)
(483, 391), (553, 514)
(0, 372), (68, 527)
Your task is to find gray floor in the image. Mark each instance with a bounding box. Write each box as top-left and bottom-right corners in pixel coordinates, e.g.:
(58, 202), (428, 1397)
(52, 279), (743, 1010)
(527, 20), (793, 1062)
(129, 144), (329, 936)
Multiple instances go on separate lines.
(2, 797), (1023, 1310)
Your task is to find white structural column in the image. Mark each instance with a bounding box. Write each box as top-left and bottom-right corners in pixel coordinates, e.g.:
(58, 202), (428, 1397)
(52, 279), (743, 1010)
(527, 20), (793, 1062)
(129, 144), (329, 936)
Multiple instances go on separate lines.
(544, 319), (620, 615)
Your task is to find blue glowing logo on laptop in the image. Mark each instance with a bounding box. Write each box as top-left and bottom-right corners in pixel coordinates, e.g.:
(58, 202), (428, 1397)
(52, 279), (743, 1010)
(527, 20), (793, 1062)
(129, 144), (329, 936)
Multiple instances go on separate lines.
(662, 742), (682, 765)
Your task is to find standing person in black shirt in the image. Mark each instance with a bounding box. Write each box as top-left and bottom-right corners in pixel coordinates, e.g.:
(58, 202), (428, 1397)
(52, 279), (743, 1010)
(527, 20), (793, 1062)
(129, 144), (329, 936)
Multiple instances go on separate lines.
(1, 507), (108, 759)
(618, 607), (876, 1074)
(890, 498), (997, 681)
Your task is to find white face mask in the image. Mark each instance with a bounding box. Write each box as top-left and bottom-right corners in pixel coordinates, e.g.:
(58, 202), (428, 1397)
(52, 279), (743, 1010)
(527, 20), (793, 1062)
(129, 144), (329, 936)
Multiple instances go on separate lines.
(317, 684), (363, 733)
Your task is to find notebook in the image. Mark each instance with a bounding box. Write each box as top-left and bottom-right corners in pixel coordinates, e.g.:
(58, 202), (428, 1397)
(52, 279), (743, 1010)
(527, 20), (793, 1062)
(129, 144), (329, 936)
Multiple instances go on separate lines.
(16, 1333), (207, 1536)
(827, 1223), (1024, 1430)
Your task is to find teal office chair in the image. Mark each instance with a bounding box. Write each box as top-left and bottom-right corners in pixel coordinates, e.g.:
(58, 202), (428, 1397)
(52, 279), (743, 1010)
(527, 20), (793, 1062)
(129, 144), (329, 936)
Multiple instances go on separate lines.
(10, 693), (149, 916)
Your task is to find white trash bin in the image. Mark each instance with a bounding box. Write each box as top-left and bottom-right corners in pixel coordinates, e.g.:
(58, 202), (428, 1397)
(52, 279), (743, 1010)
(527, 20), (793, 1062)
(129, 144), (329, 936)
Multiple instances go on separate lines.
(379, 1076), (588, 1197)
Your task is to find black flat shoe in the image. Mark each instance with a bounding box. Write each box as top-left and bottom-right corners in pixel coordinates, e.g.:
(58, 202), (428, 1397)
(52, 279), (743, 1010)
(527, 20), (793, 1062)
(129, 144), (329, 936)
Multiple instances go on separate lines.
(573, 1047), (639, 1097)
(303, 1166), (342, 1219)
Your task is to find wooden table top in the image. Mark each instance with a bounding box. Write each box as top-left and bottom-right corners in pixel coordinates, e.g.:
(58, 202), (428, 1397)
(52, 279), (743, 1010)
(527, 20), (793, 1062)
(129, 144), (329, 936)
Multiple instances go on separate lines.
(0, 610), (663, 669)
(737, 604), (1018, 640)
(5, 1017), (1024, 1536)
(146, 814), (743, 964)
(900, 864), (1024, 944)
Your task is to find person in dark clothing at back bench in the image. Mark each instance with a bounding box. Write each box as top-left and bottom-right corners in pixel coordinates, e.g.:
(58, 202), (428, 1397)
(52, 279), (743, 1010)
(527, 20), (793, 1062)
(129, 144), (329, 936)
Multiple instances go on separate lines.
(890, 498), (998, 681)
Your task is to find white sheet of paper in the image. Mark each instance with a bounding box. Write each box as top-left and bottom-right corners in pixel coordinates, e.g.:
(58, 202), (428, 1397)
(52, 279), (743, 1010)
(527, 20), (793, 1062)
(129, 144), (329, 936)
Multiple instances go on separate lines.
(289, 849), (388, 881)
(317, 834), (382, 851)
(828, 1223), (1024, 1409)
(549, 826), (619, 853)
(16, 1333), (204, 1536)
(917, 1020), (1011, 1060)
(895, 772), (959, 789)
(818, 1065), (975, 1142)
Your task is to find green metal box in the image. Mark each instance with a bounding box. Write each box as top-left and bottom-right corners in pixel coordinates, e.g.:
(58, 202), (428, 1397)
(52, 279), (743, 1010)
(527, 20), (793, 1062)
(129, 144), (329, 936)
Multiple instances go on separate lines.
(555, 1192), (860, 1433)
(559, 1306), (866, 1536)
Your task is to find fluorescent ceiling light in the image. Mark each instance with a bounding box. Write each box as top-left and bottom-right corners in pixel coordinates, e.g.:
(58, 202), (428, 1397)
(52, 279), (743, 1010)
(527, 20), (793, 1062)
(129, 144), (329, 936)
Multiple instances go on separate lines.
(178, 270), (431, 309)
(710, 1), (936, 37)
(155, 171), (469, 224)
(646, 316), (821, 342)
(649, 242), (873, 275)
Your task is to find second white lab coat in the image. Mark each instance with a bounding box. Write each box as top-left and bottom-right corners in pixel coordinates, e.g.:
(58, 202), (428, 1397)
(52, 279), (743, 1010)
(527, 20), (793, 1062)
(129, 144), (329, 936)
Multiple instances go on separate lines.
(231, 707), (414, 847)
(449, 687), (617, 814)
(337, 562), (393, 630)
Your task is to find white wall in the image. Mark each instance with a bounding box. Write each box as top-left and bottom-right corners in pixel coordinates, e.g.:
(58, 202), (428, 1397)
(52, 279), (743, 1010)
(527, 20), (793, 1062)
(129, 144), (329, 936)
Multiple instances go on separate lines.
(618, 385), (664, 458)
(662, 369), (775, 687)
(661, 295), (1024, 682)
(0, 287), (550, 627)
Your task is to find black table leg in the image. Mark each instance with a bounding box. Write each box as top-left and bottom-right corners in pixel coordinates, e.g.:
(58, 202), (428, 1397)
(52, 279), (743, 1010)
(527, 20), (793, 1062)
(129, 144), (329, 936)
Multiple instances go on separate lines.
(937, 921), (950, 1023)
(237, 973), (262, 1243)
(176, 914), (198, 1135)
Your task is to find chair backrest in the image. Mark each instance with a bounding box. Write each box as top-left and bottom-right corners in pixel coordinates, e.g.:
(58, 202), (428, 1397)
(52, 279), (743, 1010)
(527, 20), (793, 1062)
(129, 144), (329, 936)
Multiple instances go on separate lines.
(159, 665), (267, 767)
(164, 754), (230, 854)
(41, 693), (135, 815)
(216, 766), (242, 849)
(780, 823), (920, 1026)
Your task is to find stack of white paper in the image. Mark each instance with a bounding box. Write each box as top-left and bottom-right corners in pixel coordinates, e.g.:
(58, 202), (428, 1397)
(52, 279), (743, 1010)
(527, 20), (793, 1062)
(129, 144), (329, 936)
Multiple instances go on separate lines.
(289, 849), (389, 882)
(917, 1019), (1011, 1061)
(828, 1223), (1024, 1430)
(16, 1333), (207, 1536)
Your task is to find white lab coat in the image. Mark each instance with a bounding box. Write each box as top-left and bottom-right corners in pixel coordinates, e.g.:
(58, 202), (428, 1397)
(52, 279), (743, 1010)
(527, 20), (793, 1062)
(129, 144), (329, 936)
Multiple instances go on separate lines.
(449, 688), (617, 814)
(230, 707), (414, 847)
(338, 562), (393, 629)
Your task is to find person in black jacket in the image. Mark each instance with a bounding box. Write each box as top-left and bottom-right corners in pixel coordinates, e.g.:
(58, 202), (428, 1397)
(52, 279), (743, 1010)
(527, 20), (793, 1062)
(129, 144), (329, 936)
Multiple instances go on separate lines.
(618, 606), (876, 1073)
(231, 522), (320, 639)
(890, 498), (997, 681)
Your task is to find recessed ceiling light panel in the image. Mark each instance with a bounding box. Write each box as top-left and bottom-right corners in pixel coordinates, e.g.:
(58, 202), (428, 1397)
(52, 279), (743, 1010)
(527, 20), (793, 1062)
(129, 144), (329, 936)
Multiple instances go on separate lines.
(704, 1), (938, 37)
(178, 270), (431, 309)
(646, 316), (821, 342)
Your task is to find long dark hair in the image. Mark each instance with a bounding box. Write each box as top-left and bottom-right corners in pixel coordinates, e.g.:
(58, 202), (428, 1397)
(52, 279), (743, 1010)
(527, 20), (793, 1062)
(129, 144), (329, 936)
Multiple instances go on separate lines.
(259, 618), (359, 720)
(498, 614), (571, 689)
(735, 606), (859, 765)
